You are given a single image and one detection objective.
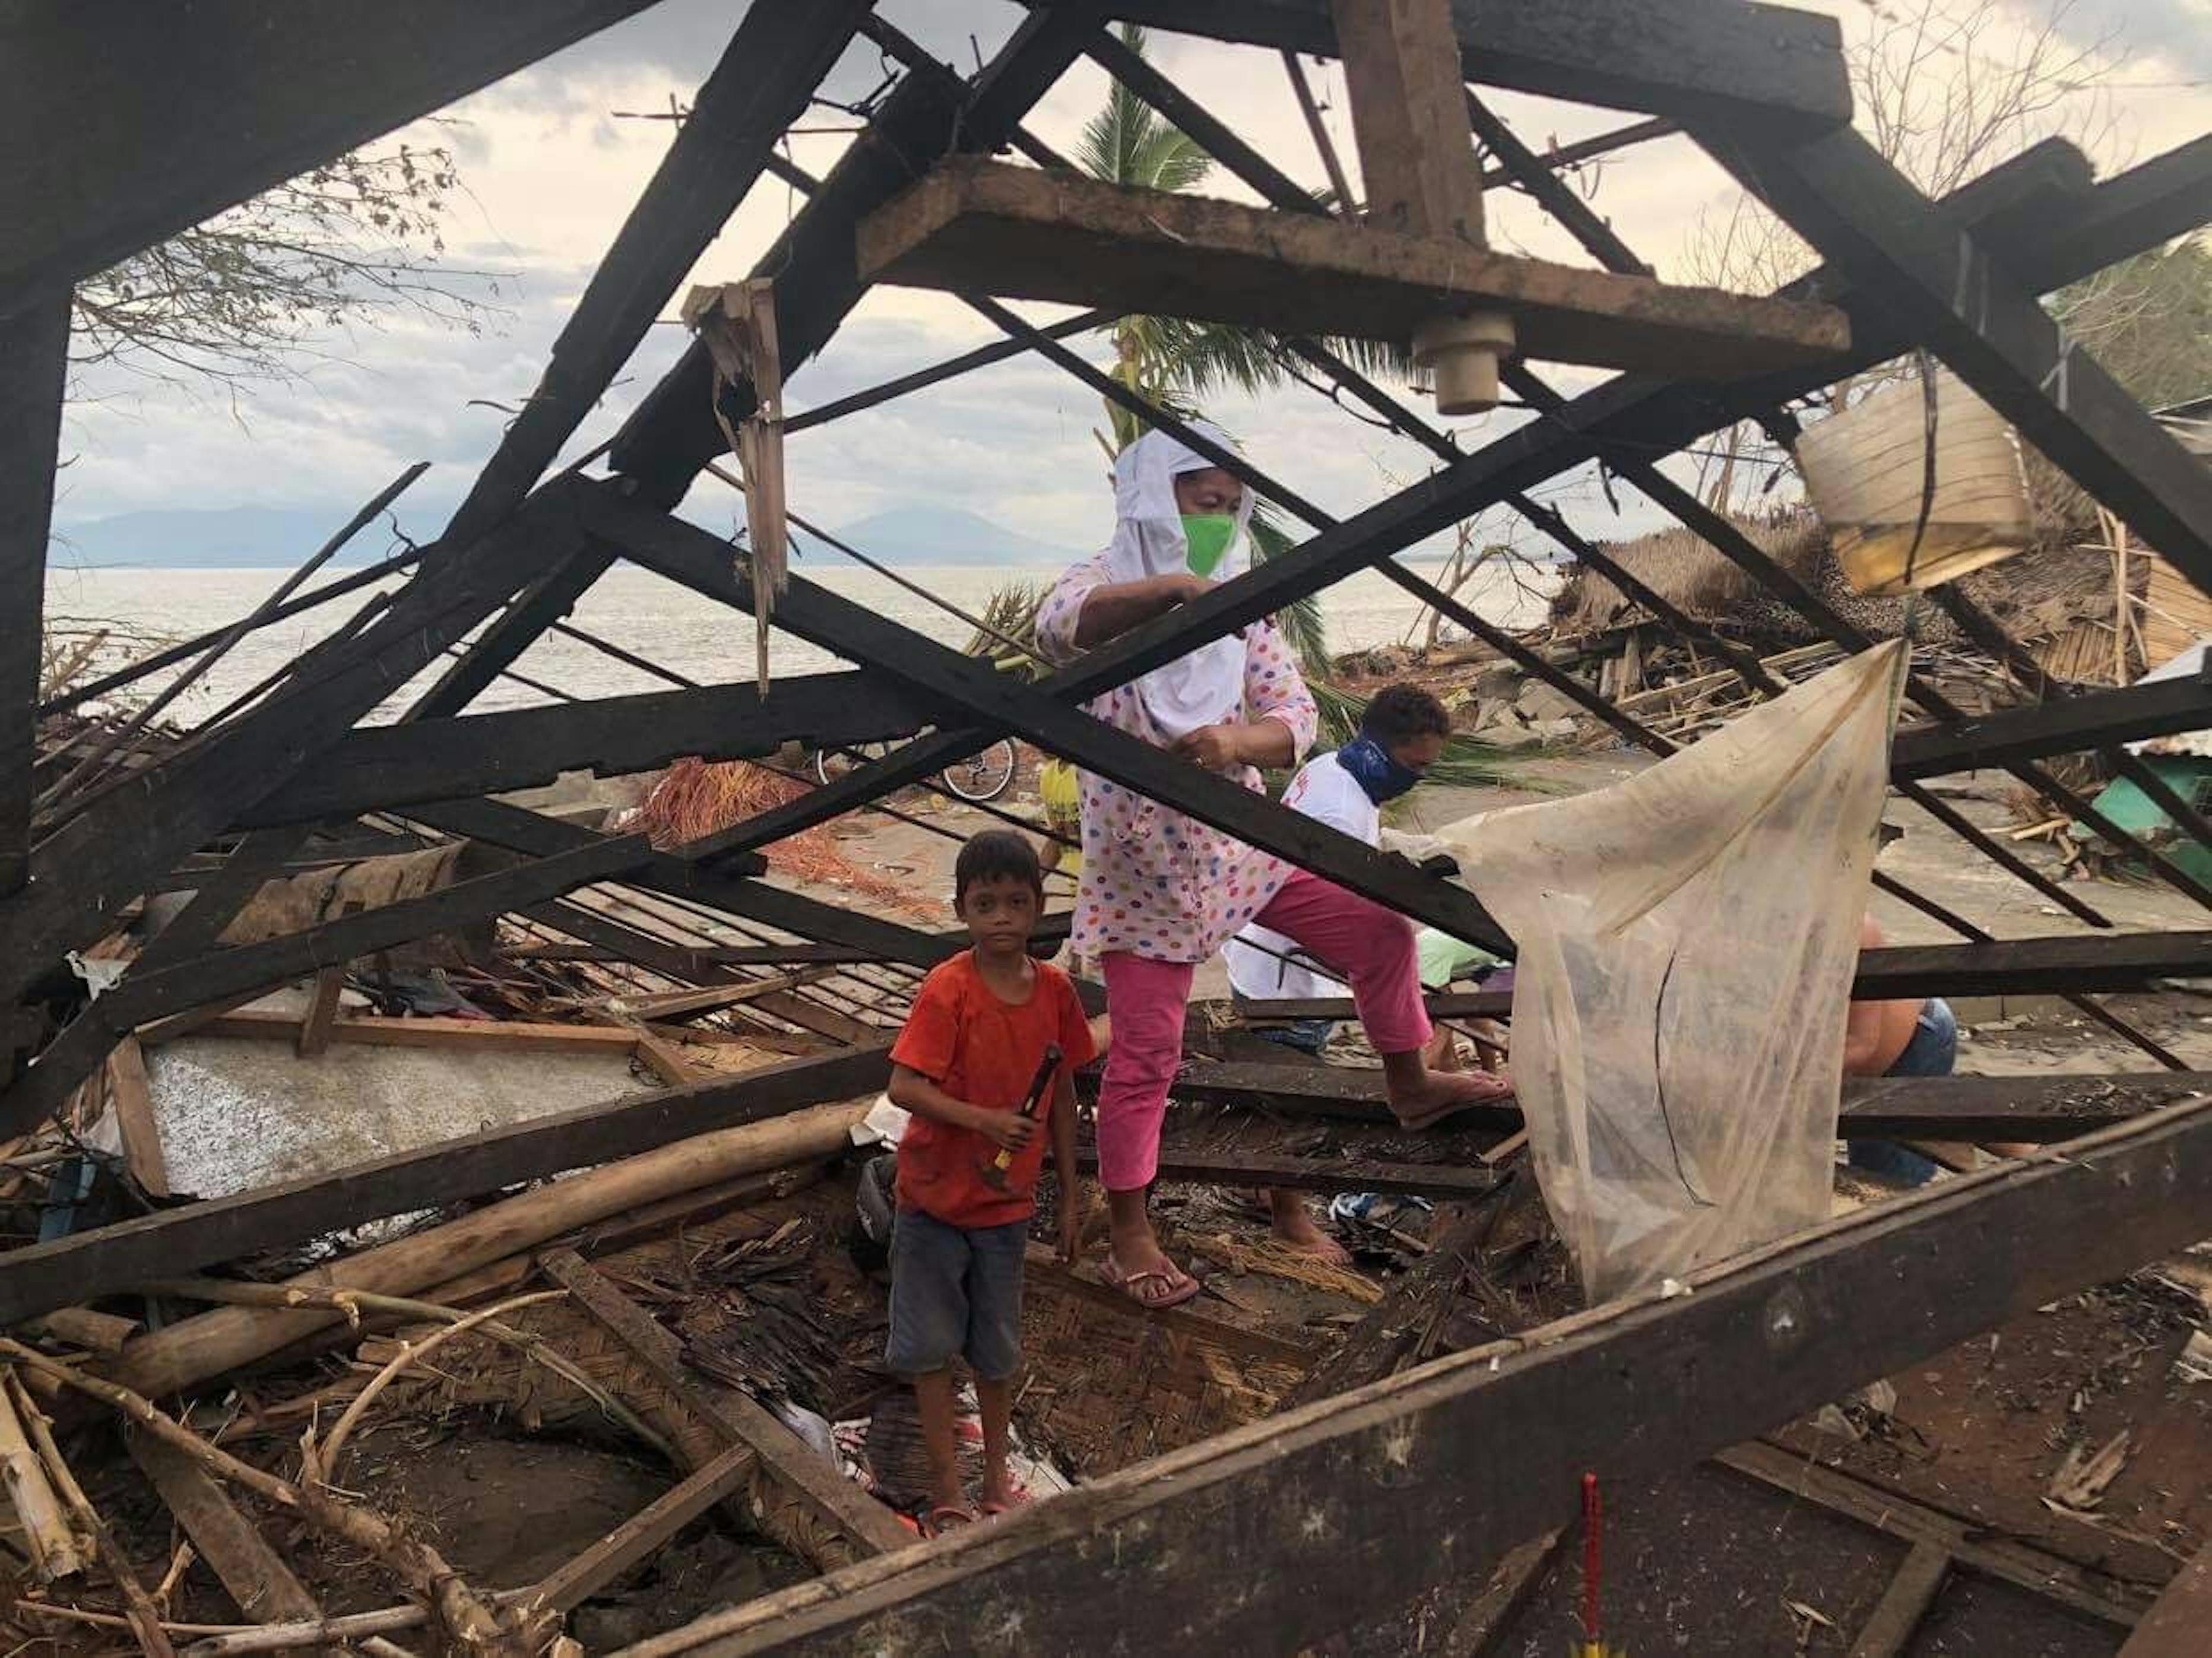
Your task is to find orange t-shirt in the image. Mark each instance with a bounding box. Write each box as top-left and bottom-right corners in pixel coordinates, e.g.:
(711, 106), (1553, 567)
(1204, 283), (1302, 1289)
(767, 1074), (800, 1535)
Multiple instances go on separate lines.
(890, 952), (1097, 1229)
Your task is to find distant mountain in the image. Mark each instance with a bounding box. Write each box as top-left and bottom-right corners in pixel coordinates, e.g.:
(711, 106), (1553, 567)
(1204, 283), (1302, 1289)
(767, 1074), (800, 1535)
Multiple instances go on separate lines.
(50, 504), (446, 569)
(815, 504), (1082, 566)
(53, 499), (1078, 570)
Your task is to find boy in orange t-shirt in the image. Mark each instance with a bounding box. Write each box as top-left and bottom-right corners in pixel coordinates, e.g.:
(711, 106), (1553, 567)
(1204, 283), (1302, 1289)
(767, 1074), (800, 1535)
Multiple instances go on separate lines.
(887, 830), (1097, 1532)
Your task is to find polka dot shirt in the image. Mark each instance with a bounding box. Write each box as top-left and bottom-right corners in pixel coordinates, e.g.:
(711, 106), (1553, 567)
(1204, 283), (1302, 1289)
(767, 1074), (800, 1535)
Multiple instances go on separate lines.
(1036, 552), (1320, 966)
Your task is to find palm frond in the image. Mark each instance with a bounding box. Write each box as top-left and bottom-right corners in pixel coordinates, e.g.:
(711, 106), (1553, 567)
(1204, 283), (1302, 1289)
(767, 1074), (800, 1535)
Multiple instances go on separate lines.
(1148, 318), (1288, 401)
(1247, 502), (1330, 681)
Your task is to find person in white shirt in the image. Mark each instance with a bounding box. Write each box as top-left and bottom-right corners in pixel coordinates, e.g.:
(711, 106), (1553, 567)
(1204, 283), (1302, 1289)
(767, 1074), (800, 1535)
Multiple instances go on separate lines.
(1224, 684), (1493, 1257)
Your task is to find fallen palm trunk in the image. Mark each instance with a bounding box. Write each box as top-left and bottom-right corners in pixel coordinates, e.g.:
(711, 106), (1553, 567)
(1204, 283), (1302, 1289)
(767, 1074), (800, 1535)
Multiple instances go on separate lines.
(107, 1101), (867, 1400)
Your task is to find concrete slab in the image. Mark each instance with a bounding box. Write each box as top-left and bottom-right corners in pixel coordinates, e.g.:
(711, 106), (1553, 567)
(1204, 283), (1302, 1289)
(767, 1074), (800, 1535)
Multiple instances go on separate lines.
(145, 1034), (646, 1200)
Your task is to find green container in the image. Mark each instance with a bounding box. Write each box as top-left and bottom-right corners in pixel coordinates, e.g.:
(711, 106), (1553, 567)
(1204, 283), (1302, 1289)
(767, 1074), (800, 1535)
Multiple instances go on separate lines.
(2071, 756), (2212, 887)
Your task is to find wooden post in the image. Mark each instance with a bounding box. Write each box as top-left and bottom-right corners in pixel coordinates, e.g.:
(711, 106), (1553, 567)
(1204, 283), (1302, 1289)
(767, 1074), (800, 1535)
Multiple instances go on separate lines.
(297, 901), (360, 1057)
(128, 1428), (326, 1630)
(1, 294), (70, 899)
(1330, 0), (1511, 410)
(104, 1036), (170, 1200)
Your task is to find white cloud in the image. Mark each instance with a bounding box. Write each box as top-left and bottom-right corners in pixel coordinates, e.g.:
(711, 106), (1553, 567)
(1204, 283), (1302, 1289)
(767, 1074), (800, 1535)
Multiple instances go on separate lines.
(55, 0), (2211, 568)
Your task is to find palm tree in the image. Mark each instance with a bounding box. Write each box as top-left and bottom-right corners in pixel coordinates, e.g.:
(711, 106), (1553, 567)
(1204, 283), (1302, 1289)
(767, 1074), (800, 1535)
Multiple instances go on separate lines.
(1070, 24), (1381, 681)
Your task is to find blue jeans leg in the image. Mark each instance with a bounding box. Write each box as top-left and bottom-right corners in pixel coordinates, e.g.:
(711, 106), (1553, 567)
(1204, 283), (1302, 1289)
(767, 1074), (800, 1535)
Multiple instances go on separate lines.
(1847, 1000), (1957, 1187)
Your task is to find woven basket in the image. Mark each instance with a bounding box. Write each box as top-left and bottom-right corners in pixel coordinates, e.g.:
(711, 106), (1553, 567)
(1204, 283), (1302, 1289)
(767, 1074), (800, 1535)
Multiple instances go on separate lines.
(1794, 368), (2031, 595)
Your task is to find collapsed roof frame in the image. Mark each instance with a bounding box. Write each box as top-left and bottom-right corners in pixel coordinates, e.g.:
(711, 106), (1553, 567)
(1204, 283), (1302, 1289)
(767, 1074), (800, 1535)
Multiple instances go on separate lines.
(2, 0), (2210, 1641)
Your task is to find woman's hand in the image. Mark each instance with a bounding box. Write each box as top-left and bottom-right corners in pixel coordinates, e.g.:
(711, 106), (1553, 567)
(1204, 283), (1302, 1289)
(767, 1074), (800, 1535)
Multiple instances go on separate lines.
(1148, 572), (1212, 608)
(1172, 722), (1247, 771)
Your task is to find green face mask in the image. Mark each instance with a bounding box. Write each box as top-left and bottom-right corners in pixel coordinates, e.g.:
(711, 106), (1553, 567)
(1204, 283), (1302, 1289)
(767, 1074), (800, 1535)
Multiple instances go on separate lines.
(1180, 513), (1235, 576)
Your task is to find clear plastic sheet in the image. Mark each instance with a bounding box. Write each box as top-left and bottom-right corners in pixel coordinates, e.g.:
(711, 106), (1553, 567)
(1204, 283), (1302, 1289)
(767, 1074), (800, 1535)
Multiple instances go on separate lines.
(1439, 643), (1909, 1301)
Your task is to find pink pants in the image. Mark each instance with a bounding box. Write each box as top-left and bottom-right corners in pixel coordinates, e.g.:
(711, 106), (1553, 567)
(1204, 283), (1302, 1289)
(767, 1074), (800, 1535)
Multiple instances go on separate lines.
(1095, 868), (1433, 1191)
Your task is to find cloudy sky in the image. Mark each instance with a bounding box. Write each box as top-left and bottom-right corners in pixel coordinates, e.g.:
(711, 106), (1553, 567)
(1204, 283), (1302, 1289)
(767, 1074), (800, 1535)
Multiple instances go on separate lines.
(50, 0), (2212, 563)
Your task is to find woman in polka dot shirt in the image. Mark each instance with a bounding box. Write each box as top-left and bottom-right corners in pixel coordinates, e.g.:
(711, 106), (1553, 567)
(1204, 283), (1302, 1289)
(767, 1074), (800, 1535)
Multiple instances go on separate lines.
(1036, 426), (1511, 1309)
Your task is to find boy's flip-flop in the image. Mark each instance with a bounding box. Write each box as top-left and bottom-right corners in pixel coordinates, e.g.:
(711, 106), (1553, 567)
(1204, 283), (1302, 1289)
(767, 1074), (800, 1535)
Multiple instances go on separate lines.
(923, 1504), (977, 1537)
(1100, 1254), (1200, 1310)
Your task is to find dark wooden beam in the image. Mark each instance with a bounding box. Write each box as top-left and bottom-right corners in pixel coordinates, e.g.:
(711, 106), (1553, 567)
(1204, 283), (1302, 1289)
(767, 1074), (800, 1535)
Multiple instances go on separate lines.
(0, 834), (652, 1139)
(0, 1043), (891, 1327)
(243, 671), (939, 828)
(1890, 661), (2212, 780)
(506, 941), (890, 969)
(518, 900), (883, 1049)
(1149, 1059), (2210, 1143)
(857, 160), (1850, 376)
(436, 0), (873, 555)
(1709, 126), (2212, 600)
(1085, 1143), (1503, 1202)
(0, 1), (659, 312)
(1241, 930), (2212, 1023)
(647, 1093), (2212, 1653)
(586, 493), (1515, 954)
(0, 483), (598, 1009)
(405, 794), (956, 973)
(606, 11), (1095, 505)
(1080, 0), (1850, 132)
(539, 1248), (914, 1558)
(0, 297), (69, 898)
(648, 140), (2197, 870)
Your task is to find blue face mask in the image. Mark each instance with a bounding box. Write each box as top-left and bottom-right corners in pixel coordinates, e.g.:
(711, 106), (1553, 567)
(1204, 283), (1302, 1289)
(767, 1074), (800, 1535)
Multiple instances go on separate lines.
(1338, 733), (1422, 804)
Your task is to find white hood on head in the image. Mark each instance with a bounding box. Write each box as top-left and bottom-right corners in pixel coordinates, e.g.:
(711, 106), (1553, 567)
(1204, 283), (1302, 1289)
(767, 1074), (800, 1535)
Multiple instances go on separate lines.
(1101, 423), (1256, 741)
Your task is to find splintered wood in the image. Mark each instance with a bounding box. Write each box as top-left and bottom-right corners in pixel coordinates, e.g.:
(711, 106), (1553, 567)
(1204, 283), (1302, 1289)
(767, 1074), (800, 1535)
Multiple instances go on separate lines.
(683, 278), (785, 690)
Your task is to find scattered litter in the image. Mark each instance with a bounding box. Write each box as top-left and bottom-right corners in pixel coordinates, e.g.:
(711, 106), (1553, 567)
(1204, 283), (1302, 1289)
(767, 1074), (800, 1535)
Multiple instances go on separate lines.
(2175, 1330), (2212, 1386)
(2045, 1428), (2133, 1513)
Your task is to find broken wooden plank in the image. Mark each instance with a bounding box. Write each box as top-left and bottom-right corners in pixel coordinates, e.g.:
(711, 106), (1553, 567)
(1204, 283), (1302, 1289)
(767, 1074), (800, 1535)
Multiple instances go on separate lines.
(1891, 667), (2212, 781)
(1437, 1530), (1567, 1658)
(1021, 1245), (1316, 1369)
(181, 1008), (642, 1055)
(248, 672), (936, 828)
(539, 1248), (911, 1557)
(296, 966), (347, 1059)
(641, 1093), (2212, 1653)
(600, 969), (837, 1023)
(1845, 1540), (1951, 1658)
(523, 1444), (756, 1615)
(127, 1428), (324, 1628)
(103, 1036), (169, 1200)
(1715, 1442), (2148, 1630)
(1078, 1143), (1503, 1202)
(857, 160), (1849, 377)
(0, 1043), (890, 1328)
(2118, 1538), (2212, 1655)
(1143, 1060), (2212, 1143)
(1099, 0), (1852, 133)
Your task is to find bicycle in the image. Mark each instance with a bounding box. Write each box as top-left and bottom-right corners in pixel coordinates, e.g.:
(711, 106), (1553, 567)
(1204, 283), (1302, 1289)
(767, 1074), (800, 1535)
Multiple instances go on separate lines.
(812, 735), (1019, 803)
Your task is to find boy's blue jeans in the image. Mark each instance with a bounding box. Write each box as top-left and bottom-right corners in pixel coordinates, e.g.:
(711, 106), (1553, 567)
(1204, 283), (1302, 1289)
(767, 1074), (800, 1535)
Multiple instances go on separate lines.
(1846, 998), (1957, 1187)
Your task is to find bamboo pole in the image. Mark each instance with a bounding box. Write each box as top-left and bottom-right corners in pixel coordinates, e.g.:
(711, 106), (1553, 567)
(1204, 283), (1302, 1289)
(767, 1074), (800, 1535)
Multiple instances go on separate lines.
(0, 1364), (86, 1580)
(109, 1099), (866, 1400)
(7, 1370), (173, 1656)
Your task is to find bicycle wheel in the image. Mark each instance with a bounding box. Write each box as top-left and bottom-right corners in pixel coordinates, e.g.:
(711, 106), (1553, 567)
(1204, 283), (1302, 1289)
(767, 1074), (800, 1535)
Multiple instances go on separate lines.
(815, 739), (890, 785)
(942, 739), (1017, 803)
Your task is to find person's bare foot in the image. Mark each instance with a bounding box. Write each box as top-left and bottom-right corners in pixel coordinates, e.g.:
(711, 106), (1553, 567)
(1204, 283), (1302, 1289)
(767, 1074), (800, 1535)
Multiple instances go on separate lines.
(1386, 1065), (1513, 1131)
(1265, 1189), (1350, 1264)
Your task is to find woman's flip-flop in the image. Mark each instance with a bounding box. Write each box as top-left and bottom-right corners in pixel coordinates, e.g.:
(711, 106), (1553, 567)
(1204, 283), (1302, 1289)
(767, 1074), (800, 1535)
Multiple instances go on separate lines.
(923, 1504), (977, 1537)
(1099, 1254), (1201, 1310)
